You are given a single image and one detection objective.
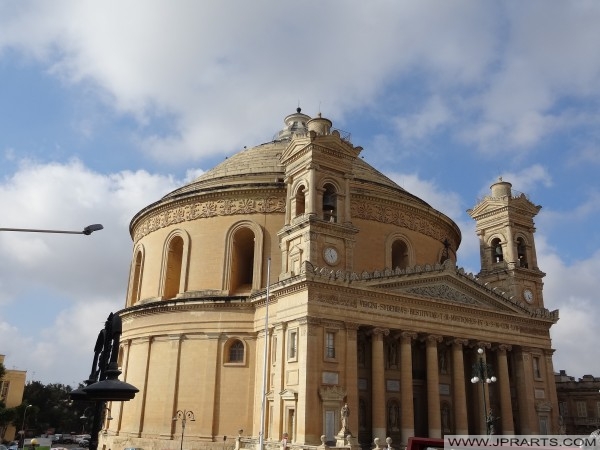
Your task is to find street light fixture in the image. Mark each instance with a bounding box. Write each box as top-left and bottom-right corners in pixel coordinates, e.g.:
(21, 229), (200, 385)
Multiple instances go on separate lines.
(0, 224), (104, 235)
(173, 410), (195, 450)
(471, 347), (497, 435)
(19, 404), (32, 449)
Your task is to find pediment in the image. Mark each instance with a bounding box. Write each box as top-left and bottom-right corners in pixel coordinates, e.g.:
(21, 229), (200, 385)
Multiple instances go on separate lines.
(303, 261), (558, 321)
(280, 134), (361, 168)
(363, 268), (529, 314)
(468, 195), (541, 220)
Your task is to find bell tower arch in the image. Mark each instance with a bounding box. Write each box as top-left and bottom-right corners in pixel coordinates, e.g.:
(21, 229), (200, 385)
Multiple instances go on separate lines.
(467, 178), (546, 308)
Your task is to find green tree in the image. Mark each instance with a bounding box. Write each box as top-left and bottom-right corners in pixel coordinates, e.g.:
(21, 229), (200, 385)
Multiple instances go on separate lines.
(21, 381), (94, 436)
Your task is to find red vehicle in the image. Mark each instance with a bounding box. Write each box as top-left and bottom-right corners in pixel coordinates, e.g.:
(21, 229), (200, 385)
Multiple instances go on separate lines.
(407, 437), (445, 450)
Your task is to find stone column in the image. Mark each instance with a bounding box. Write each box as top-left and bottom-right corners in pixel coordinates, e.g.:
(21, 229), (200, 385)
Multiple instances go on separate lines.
(344, 175), (352, 224)
(195, 333), (221, 440)
(451, 339), (469, 435)
(514, 347), (538, 434)
(308, 165), (318, 216)
(425, 335), (443, 438)
(345, 323), (360, 435)
(136, 336), (153, 437)
(163, 334), (183, 439)
(114, 340), (132, 435)
(284, 176), (292, 224)
(371, 327), (389, 440)
(400, 332), (416, 442)
(496, 345), (515, 434)
(272, 323), (285, 439)
(544, 349), (560, 434)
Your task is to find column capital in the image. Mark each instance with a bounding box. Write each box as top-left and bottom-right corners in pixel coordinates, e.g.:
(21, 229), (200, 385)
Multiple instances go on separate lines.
(344, 322), (361, 331)
(424, 334), (443, 345)
(497, 344), (513, 353)
(474, 341), (491, 350)
(451, 338), (469, 347)
(369, 327), (390, 337)
(400, 331), (418, 342)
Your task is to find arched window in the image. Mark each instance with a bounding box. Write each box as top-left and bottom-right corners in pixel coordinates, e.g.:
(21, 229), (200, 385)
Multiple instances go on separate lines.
(392, 240), (409, 269)
(491, 237), (503, 263)
(128, 247), (144, 306)
(295, 185), (306, 216)
(517, 237), (528, 268)
(322, 183), (337, 222)
(230, 227), (255, 294)
(164, 235), (184, 299)
(224, 221), (264, 294)
(228, 340), (245, 363)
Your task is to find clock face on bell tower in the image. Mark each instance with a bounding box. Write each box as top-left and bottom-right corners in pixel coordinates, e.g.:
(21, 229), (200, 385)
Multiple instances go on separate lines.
(323, 246), (339, 265)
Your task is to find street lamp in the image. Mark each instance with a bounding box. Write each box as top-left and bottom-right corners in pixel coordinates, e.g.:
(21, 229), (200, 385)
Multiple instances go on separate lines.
(0, 224), (103, 235)
(471, 347), (497, 435)
(69, 313), (139, 450)
(19, 405), (32, 449)
(173, 410), (195, 450)
(80, 407), (94, 433)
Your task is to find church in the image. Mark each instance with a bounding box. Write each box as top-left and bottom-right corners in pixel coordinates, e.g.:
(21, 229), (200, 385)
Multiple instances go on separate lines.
(100, 109), (559, 450)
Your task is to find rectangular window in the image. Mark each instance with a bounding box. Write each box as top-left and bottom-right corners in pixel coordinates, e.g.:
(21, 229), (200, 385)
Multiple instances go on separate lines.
(559, 402), (568, 418)
(533, 356), (542, 379)
(272, 335), (277, 365)
(288, 330), (297, 360)
(577, 401), (587, 417)
(325, 331), (336, 359)
(0, 381), (9, 400)
(597, 401), (600, 419)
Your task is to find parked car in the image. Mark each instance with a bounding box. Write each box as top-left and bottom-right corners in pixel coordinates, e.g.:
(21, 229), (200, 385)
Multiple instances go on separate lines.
(1, 444), (9, 450)
(75, 435), (91, 445)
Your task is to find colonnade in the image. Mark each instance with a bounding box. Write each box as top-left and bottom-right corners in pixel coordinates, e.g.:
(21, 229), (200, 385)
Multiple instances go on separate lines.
(352, 328), (557, 441)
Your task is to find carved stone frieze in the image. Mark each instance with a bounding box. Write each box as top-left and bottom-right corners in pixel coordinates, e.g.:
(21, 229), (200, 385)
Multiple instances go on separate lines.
(133, 195), (285, 241)
(351, 198), (456, 246)
(405, 284), (477, 305)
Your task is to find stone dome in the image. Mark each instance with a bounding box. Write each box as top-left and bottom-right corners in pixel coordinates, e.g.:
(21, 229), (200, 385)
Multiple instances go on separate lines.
(151, 110), (432, 211)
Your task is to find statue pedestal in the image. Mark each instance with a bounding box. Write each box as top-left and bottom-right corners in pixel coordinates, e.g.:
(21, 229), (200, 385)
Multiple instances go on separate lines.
(336, 429), (351, 447)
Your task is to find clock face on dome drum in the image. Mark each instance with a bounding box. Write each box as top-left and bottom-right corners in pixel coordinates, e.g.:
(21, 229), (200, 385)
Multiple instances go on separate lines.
(523, 289), (534, 303)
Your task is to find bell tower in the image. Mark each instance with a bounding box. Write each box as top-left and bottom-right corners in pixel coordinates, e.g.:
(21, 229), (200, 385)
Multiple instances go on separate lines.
(467, 178), (546, 308)
(277, 110), (361, 280)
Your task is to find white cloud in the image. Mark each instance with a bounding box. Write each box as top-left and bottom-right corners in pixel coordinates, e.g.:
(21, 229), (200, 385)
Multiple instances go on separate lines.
(0, 160), (180, 383)
(537, 238), (600, 378)
(394, 96), (452, 142)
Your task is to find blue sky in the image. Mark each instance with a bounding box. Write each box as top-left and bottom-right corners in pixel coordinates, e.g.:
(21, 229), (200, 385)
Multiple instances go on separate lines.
(0, 1), (599, 385)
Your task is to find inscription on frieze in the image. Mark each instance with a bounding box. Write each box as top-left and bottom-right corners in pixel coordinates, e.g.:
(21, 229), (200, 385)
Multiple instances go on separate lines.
(314, 295), (524, 332)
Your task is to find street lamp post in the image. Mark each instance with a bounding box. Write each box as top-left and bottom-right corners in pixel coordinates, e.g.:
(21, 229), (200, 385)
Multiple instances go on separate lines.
(69, 313), (139, 450)
(471, 347), (497, 435)
(19, 405), (32, 449)
(80, 407), (94, 433)
(0, 224), (104, 235)
(173, 410), (195, 450)
(1, 222), (108, 447)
